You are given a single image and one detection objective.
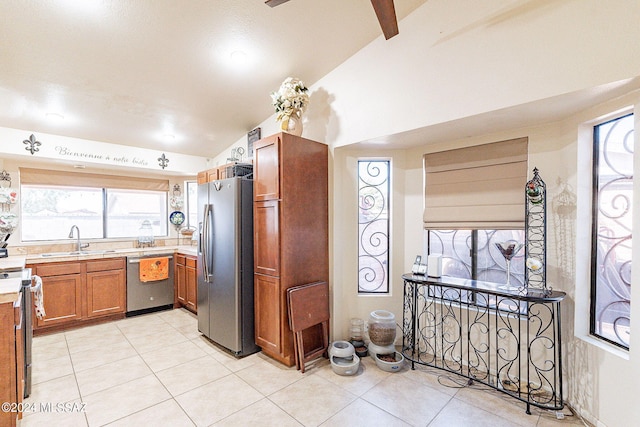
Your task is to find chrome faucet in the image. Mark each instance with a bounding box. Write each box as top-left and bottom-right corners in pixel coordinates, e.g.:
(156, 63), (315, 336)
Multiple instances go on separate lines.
(68, 225), (89, 252)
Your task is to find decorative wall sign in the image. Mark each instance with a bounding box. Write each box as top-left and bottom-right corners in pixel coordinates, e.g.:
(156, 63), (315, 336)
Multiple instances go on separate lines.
(158, 153), (170, 169)
(1, 126), (207, 174)
(23, 134), (42, 155)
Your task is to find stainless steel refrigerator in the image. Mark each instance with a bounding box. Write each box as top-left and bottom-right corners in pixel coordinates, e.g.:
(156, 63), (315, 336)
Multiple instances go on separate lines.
(197, 176), (259, 356)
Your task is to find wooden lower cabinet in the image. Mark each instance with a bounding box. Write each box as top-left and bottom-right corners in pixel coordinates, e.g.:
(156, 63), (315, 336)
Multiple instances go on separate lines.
(32, 262), (82, 329)
(254, 273), (281, 355)
(0, 295), (23, 426)
(185, 257), (197, 312)
(87, 261), (127, 317)
(29, 258), (126, 333)
(175, 254), (197, 313)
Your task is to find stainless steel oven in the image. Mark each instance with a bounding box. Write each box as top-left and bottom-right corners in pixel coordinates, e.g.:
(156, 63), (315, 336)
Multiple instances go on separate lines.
(126, 254), (174, 316)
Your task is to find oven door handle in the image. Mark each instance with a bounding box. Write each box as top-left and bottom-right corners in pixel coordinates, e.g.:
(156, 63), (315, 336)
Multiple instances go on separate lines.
(127, 255), (174, 263)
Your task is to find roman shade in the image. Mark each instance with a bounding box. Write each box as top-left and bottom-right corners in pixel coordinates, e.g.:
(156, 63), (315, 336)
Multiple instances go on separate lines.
(19, 168), (169, 192)
(423, 137), (528, 229)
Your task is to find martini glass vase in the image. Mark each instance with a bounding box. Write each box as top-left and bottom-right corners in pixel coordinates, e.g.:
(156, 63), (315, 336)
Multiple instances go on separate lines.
(495, 241), (523, 291)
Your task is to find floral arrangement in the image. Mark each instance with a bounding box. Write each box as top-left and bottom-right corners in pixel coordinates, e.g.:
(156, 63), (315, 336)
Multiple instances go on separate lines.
(271, 77), (309, 122)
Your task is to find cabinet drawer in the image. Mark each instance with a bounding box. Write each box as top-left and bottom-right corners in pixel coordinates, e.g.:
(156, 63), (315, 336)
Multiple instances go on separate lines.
(176, 254), (186, 265)
(185, 256), (196, 268)
(35, 262), (82, 277)
(86, 258), (125, 273)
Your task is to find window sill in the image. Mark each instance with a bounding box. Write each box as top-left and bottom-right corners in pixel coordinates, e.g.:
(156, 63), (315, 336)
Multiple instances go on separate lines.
(575, 333), (629, 361)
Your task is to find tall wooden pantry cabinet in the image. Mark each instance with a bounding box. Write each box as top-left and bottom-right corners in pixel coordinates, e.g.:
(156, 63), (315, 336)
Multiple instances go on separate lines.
(253, 132), (329, 367)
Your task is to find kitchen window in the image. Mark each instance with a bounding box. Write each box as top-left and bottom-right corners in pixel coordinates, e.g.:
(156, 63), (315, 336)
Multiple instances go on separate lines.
(21, 185), (167, 241)
(19, 168), (169, 242)
(590, 112), (633, 350)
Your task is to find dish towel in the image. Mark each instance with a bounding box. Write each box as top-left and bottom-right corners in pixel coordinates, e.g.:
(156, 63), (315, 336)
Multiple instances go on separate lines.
(31, 275), (46, 320)
(139, 257), (169, 282)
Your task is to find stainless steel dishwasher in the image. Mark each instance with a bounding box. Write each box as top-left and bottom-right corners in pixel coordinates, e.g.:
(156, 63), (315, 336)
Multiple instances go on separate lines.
(126, 253), (174, 316)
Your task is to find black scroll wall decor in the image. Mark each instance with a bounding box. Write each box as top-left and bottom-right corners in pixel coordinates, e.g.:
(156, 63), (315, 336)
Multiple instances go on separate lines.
(23, 134), (42, 155)
(158, 153), (170, 169)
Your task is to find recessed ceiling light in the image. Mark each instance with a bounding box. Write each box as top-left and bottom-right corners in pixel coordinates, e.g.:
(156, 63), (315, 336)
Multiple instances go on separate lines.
(230, 50), (248, 65)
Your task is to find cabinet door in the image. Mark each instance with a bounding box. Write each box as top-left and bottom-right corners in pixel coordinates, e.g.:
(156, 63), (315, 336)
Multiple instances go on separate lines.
(254, 135), (280, 201)
(35, 274), (82, 328)
(254, 274), (281, 353)
(186, 257), (197, 312)
(0, 301), (17, 427)
(254, 200), (280, 276)
(14, 301), (24, 415)
(197, 171), (208, 185)
(176, 258), (186, 305)
(86, 269), (126, 318)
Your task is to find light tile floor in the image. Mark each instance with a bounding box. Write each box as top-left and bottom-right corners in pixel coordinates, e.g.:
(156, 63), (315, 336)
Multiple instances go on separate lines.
(20, 308), (591, 427)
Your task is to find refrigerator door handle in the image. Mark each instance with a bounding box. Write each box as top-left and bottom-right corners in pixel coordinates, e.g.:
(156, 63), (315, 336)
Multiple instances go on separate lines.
(202, 204), (211, 283)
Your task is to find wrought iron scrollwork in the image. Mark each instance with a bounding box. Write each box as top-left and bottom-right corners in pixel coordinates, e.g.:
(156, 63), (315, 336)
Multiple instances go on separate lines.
(403, 275), (564, 414)
(592, 113), (633, 349)
(525, 167), (548, 294)
(358, 160), (389, 293)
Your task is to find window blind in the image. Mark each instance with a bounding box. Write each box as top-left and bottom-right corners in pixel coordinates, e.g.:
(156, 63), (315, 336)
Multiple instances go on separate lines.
(19, 168), (169, 192)
(423, 137), (528, 229)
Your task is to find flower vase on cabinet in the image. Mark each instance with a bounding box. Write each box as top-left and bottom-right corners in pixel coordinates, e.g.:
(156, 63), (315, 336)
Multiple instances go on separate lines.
(279, 111), (303, 136)
(271, 77), (309, 137)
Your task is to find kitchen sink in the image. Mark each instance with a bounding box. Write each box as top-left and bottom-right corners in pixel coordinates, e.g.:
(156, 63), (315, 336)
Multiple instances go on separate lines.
(40, 250), (117, 257)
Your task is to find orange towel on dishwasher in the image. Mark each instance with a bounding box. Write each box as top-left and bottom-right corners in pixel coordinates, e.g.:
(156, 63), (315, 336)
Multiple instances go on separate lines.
(139, 257), (169, 282)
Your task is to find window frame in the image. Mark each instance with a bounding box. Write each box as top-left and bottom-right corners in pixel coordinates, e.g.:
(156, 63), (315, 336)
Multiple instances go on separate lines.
(589, 112), (634, 350)
(426, 228), (527, 314)
(20, 183), (168, 242)
(357, 159), (391, 294)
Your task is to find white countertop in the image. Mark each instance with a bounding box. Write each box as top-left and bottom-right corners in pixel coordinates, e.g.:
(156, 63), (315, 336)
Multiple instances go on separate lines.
(0, 277), (22, 304)
(25, 246), (197, 264)
(0, 255), (26, 272)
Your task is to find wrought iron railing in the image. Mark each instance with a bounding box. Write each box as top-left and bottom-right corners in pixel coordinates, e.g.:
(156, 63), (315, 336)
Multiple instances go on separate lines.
(402, 274), (565, 414)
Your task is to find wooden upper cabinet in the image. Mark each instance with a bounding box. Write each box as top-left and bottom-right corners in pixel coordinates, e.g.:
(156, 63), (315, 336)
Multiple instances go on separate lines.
(197, 168), (219, 184)
(254, 134), (281, 201)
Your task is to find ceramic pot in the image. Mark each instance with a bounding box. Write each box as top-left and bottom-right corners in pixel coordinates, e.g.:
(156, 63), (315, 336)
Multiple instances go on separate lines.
(280, 111), (303, 136)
